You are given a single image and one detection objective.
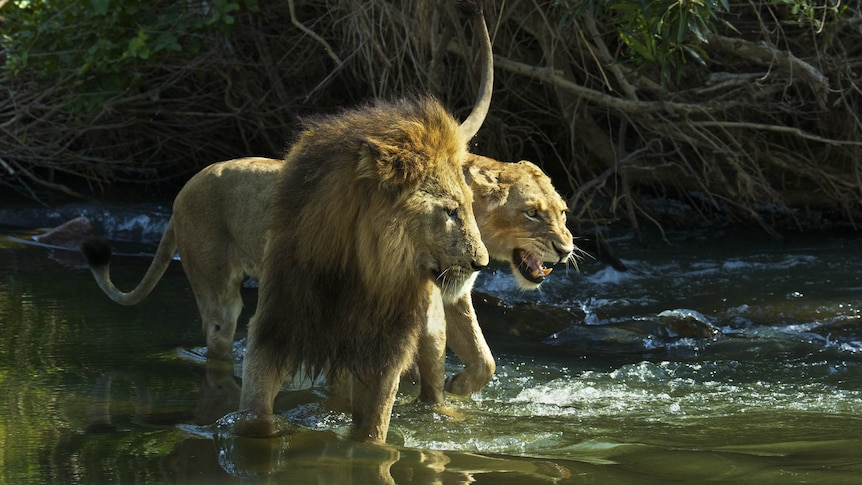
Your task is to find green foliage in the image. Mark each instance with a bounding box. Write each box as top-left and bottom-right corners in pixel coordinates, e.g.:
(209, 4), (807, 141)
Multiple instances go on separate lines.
(2, 0), (258, 113)
(775, 0), (847, 32)
(556, 0), (733, 86)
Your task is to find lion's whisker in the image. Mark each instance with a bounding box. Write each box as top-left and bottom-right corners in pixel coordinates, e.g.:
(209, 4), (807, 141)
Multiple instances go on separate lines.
(436, 267), (451, 282)
(566, 253), (581, 272)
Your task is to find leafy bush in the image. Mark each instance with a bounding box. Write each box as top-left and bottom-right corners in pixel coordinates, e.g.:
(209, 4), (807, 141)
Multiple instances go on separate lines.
(2, 0), (860, 233)
(555, 0), (733, 86)
(3, 0), (257, 113)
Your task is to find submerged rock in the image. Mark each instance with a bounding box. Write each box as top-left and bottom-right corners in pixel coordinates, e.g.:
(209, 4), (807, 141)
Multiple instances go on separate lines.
(34, 216), (93, 248)
(473, 293), (721, 355)
(656, 309), (721, 338)
(472, 292), (576, 340)
(33, 216), (93, 268)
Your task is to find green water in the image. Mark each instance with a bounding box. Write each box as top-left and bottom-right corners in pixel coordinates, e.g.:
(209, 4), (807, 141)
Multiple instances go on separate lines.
(1, 217), (861, 484)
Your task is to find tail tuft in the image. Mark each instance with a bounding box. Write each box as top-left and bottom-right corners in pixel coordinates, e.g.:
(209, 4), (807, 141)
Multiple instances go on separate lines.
(80, 236), (113, 268)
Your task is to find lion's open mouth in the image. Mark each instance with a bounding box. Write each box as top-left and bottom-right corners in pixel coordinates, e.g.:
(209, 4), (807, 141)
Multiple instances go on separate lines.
(513, 248), (553, 284)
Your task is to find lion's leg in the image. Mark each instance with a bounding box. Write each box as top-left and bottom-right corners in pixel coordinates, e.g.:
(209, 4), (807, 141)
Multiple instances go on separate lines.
(198, 281), (244, 360)
(328, 368), (352, 404)
(180, 253), (246, 360)
(416, 293), (446, 403)
(349, 366), (402, 443)
(443, 293), (496, 396)
(236, 315), (291, 437)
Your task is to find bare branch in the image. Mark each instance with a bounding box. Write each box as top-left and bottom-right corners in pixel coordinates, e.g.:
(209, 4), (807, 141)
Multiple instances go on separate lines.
(704, 33), (829, 107)
(688, 121), (862, 147)
(288, 0), (342, 67)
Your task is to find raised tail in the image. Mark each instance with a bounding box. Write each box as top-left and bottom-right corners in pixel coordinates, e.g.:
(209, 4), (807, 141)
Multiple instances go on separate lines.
(456, 0), (494, 140)
(80, 218), (178, 306)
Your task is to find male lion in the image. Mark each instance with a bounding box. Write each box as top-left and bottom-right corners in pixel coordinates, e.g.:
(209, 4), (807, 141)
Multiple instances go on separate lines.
(80, 153), (575, 399)
(236, 96), (488, 442)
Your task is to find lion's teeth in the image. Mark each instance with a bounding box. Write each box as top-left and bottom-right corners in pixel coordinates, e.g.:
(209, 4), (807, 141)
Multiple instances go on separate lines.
(530, 267), (553, 279)
(531, 267), (551, 278)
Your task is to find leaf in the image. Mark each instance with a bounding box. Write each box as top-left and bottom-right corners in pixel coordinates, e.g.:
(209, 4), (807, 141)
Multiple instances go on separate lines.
(154, 32), (181, 53)
(91, 0), (110, 16)
(126, 29), (150, 60)
(677, 9), (689, 43)
(622, 33), (655, 61)
(682, 44), (708, 66)
(689, 19), (707, 43)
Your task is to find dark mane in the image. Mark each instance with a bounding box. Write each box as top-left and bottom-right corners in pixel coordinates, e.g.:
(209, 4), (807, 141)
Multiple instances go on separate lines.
(253, 96), (467, 380)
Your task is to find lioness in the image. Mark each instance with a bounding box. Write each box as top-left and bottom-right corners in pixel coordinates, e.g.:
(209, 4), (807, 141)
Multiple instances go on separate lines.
(433, 153), (574, 397)
(80, 154), (574, 399)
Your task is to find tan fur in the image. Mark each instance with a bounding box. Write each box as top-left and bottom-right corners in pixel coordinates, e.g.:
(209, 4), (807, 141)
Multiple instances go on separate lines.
(80, 5), (556, 439)
(81, 153), (574, 399)
(468, 155), (575, 289)
(79, 157), (281, 358)
(432, 154), (575, 396)
(329, 154), (575, 402)
(236, 97), (488, 443)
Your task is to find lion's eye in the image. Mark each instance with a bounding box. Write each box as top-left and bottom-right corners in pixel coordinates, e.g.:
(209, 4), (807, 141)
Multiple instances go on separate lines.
(445, 207), (459, 219)
(525, 209), (541, 222)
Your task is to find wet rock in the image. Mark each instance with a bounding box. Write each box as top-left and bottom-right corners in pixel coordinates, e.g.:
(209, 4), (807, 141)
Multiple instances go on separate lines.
(475, 290), (721, 343)
(475, 294), (722, 355)
(656, 309), (721, 338)
(543, 310), (722, 354)
(542, 324), (665, 354)
(472, 292), (576, 340)
(34, 216), (93, 248)
(33, 216), (93, 268)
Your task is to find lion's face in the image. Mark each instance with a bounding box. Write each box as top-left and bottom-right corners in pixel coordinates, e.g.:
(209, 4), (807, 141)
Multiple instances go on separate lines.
(338, 98), (490, 304)
(469, 157), (575, 289)
(408, 164), (489, 302)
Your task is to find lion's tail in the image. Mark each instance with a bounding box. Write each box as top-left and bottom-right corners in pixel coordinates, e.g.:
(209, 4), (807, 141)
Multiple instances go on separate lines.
(457, 0), (493, 140)
(79, 217), (177, 306)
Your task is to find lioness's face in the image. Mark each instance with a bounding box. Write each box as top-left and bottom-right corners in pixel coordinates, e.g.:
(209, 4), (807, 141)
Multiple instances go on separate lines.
(474, 161), (576, 289)
(410, 168), (489, 302)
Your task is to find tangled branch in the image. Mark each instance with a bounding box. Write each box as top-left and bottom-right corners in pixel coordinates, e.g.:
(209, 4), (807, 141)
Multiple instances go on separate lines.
(2, 0), (861, 233)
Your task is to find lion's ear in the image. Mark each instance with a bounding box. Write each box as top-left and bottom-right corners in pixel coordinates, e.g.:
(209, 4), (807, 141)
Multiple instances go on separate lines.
(468, 164), (509, 209)
(359, 137), (423, 188)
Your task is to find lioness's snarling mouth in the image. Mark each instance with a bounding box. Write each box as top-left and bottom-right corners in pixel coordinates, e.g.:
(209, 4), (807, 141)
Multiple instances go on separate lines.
(513, 248), (554, 284)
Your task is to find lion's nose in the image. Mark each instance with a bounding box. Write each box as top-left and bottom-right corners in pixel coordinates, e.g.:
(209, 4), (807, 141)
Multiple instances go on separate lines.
(554, 241), (575, 264)
(472, 246), (489, 271)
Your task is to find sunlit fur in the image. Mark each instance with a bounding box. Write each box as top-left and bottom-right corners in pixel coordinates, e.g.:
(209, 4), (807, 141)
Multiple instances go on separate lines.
(361, 154), (579, 399)
(422, 154), (578, 397)
(80, 150), (576, 404)
(468, 155), (577, 290)
(80, 151), (577, 402)
(238, 97), (488, 442)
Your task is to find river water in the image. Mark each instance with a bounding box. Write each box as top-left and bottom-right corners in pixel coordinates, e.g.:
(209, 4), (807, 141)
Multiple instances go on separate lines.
(1, 201), (861, 484)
